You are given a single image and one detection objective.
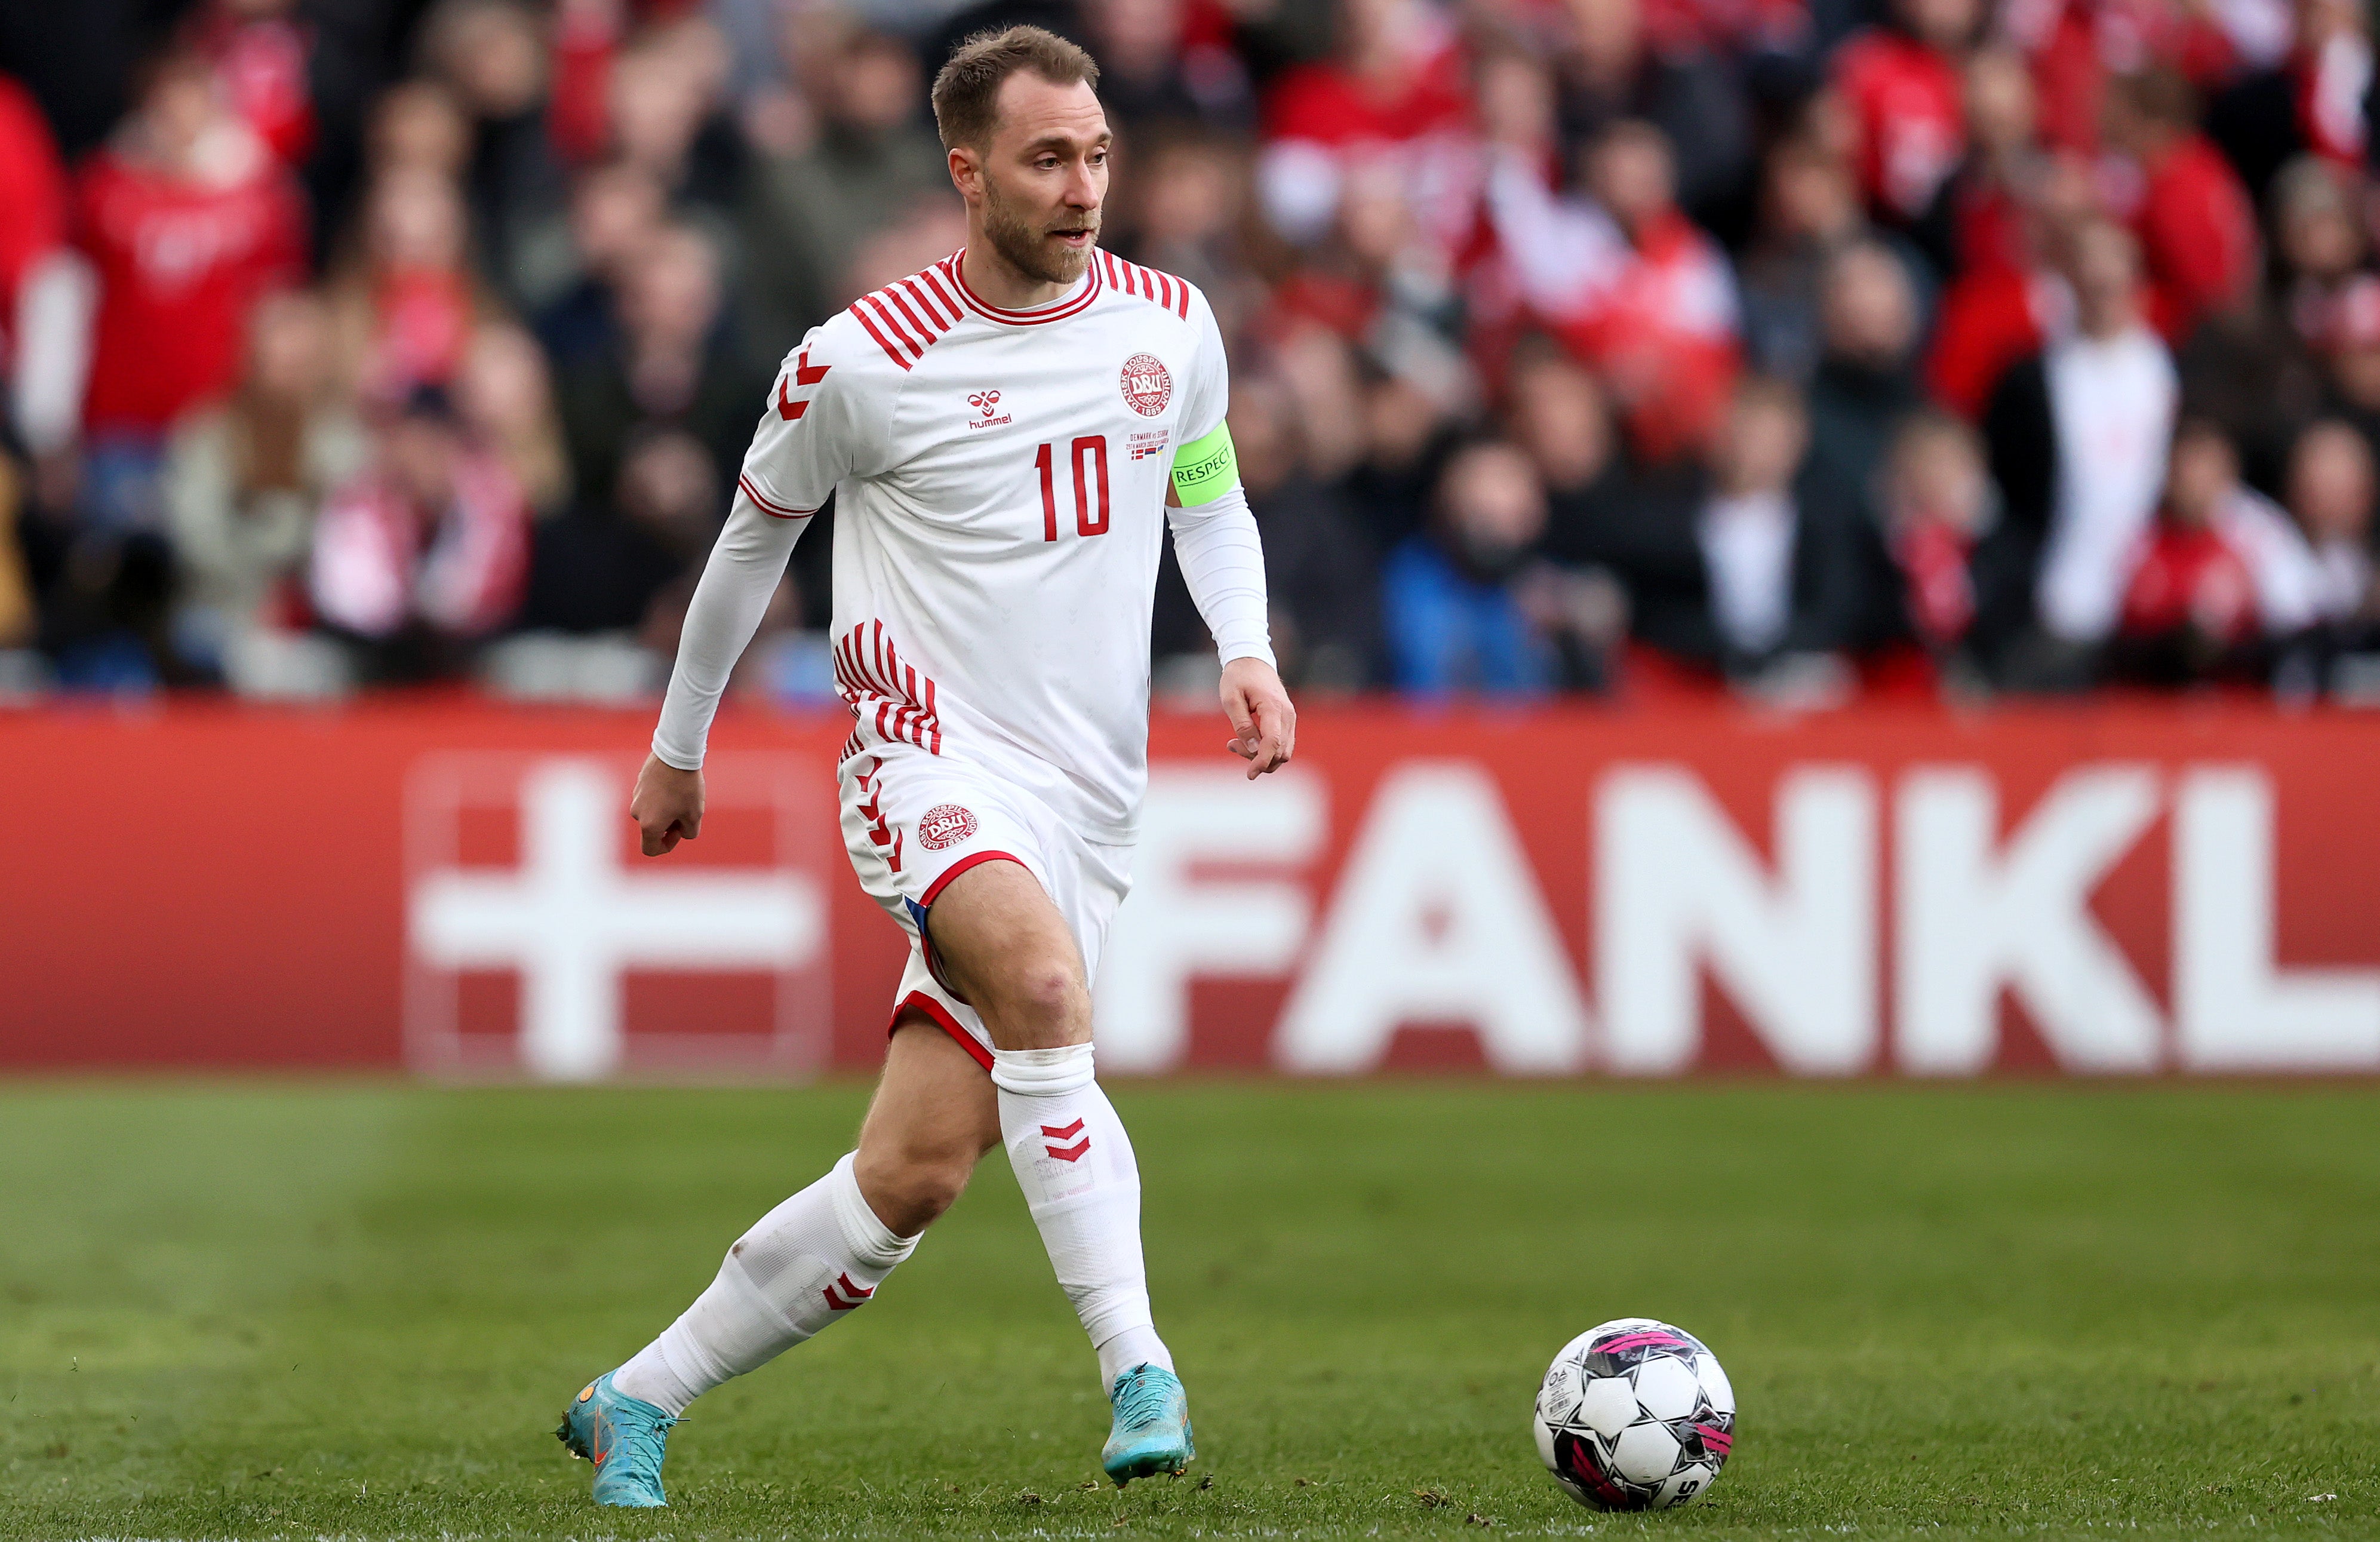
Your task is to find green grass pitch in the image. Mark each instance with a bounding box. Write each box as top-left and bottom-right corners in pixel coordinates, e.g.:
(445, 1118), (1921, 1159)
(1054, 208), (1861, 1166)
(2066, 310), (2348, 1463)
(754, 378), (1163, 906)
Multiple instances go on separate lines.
(2, 1080), (2375, 1540)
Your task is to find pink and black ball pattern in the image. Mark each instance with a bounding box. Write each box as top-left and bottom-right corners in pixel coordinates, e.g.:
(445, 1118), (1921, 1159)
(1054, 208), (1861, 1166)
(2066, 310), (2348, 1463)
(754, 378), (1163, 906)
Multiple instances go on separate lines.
(1533, 1319), (1736, 1511)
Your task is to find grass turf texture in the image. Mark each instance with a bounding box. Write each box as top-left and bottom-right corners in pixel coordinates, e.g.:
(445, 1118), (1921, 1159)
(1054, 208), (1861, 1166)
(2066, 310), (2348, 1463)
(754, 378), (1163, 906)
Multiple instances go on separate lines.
(1, 1083), (2374, 1540)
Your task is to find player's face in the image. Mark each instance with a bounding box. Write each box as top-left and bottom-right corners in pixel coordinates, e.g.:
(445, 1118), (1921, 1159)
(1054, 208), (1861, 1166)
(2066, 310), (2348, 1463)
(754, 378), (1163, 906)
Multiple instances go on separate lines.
(977, 76), (1110, 286)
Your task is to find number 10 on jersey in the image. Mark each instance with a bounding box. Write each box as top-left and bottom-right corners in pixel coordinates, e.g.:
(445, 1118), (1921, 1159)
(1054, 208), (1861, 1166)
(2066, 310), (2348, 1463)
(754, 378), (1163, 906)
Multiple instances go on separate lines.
(1036, 436), (1111, 542)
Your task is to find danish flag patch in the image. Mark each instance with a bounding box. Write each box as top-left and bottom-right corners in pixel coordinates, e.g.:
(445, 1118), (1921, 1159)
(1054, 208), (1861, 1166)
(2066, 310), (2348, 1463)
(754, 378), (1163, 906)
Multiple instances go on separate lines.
(1041, 1118), (1091, 1162)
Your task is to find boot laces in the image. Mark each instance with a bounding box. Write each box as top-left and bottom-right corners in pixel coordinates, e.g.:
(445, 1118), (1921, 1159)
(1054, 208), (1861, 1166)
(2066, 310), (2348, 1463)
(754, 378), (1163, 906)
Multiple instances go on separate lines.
(1111, 1366), (1175, 1433)
(608, 1402), (679, 1473)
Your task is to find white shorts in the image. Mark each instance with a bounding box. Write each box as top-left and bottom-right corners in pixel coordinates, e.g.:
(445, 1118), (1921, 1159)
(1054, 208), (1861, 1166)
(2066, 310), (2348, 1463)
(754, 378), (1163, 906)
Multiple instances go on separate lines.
(839, 743), (1133, 1070)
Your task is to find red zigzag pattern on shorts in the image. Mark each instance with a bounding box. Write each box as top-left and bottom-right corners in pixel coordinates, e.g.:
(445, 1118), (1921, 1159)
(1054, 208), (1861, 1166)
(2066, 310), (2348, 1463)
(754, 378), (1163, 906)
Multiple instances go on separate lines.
(851, 755), (902, 874)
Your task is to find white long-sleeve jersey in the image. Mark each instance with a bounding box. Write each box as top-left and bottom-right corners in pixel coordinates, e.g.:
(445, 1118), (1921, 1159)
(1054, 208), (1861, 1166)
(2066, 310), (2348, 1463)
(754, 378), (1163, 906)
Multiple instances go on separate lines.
(653, 247), (1272, 842)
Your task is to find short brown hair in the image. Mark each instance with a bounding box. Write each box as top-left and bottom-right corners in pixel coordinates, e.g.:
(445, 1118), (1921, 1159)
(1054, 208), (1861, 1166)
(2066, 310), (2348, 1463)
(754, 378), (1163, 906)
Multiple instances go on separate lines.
(930, 25), (1100, 150)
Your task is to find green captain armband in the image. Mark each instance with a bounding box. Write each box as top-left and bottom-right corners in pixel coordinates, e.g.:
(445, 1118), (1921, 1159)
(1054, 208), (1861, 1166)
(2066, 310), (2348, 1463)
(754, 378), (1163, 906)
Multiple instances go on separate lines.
(1169, 423), (1240, 505)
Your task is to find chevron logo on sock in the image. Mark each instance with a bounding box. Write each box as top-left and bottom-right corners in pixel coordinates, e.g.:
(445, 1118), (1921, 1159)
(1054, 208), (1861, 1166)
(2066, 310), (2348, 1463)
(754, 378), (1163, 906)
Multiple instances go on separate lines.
(1040, 1119), (1091, 1162)
(821, 1272), (875, 1311)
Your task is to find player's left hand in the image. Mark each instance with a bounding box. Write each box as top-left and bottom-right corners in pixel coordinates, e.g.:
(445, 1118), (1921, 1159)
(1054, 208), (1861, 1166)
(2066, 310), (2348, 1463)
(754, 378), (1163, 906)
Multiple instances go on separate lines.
(1220, 656), (1295, 779)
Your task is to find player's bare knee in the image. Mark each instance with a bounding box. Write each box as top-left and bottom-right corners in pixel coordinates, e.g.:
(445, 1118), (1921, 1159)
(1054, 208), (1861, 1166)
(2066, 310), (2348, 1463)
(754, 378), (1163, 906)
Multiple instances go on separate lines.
(855, 1142), (974, 1236)
(1014, 958), (1085, 1020)
(982, 954), (1089, 1044)
(891, 1158), (972, 1232)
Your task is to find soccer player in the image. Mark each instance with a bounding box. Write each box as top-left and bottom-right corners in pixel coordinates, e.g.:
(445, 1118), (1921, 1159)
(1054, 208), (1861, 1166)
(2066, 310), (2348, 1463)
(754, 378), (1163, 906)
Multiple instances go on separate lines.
(555, 26), (1294, 1506)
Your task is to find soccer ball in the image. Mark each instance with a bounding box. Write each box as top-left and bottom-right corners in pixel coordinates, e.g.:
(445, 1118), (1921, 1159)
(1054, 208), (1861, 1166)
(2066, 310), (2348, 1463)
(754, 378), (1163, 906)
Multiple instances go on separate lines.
(1533, 1318), (1735, 1510)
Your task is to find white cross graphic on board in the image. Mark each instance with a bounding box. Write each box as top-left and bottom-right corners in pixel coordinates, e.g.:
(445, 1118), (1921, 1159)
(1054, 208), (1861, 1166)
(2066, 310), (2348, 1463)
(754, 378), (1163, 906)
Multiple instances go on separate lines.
(408, 758), (823, 1081)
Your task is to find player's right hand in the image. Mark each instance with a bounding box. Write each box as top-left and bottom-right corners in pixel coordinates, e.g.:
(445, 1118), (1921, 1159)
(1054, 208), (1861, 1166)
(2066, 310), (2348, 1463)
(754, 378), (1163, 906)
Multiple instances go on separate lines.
(631, 754), (706, 856)
(1220, 655), (1296, 780)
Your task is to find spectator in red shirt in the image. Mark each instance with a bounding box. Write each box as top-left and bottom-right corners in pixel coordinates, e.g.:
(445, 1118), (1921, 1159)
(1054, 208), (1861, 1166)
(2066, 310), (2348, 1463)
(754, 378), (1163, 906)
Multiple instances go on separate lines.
(185, 0), (318, 167)
(2005, 0), (2249, 158)
(2111, 417), (2267, 680)
(1832, 0), (1978, 225)
(1486, 119), (1741, 465)
(72, 50), (308, 527)
(2101, 67), (2258, 340)
(1257, 0), (1475, 250)
(1929, 150), (2099, 419)
(2113, 415), (2351, 686)
(1916, 45), (2044, 282)
(1871, 407), (2037, 686)
(325, 165), (482, 406)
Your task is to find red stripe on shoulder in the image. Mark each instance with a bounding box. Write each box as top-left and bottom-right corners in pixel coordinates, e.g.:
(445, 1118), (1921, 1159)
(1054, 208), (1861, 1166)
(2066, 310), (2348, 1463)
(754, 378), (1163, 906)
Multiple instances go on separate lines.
(1106, 257), (1193, 319)
(860, 292), (924, 358)
(848, 303), (913, 369)
(920, 265), (963, 321)
(898, 275), (954, 330)
(880, 283), (940, 345)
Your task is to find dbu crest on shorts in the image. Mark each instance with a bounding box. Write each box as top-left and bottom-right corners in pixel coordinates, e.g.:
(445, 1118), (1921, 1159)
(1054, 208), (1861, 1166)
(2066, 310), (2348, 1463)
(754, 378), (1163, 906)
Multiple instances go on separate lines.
(917, 803), (978, 850)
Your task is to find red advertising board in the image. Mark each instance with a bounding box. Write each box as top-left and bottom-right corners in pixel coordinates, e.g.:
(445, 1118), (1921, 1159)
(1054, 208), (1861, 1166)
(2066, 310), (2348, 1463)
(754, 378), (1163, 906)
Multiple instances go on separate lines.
(6, 698), (2379, 1076)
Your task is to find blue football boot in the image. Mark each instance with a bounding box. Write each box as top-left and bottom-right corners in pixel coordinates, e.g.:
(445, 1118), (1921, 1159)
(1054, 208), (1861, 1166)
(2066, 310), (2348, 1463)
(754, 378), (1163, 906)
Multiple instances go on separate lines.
(555, 1371), (676, 1507)
(1102, 1363), (1195, 1486)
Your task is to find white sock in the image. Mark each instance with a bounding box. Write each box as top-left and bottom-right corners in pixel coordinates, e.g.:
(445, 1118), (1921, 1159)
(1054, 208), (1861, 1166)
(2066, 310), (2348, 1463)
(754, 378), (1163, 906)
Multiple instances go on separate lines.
(1096, 1322), (1174, 1387)
(611, 1152), (916, 1415)
(991, 1043), (1174, 1388)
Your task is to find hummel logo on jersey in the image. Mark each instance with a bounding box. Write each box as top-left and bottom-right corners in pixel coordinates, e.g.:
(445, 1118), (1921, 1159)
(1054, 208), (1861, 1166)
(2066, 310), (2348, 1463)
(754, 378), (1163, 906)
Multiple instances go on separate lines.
(821, 1271), (875, 1311)
(966, 389), (1012, 430)
(1041, 1119), (1091, 1162)
(776, 349), (832, 420)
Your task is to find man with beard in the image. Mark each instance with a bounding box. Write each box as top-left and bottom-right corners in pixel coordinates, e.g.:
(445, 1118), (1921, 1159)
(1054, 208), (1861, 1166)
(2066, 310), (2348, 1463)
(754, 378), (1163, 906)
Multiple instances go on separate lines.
(555, 26), (1294, 1506)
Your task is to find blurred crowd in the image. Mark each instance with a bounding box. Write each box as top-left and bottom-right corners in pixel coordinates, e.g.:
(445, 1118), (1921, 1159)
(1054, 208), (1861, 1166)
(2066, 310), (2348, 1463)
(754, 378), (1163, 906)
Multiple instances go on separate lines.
(7, 0), (2380, 706)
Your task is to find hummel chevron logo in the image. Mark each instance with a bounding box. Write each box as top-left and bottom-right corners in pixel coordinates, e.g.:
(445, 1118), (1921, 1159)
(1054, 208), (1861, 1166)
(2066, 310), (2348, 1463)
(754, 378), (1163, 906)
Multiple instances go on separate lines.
(776, 349), (832, 420)
(821, 1271), (874, 1311)
(1040, 1119), (1090, 1162)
